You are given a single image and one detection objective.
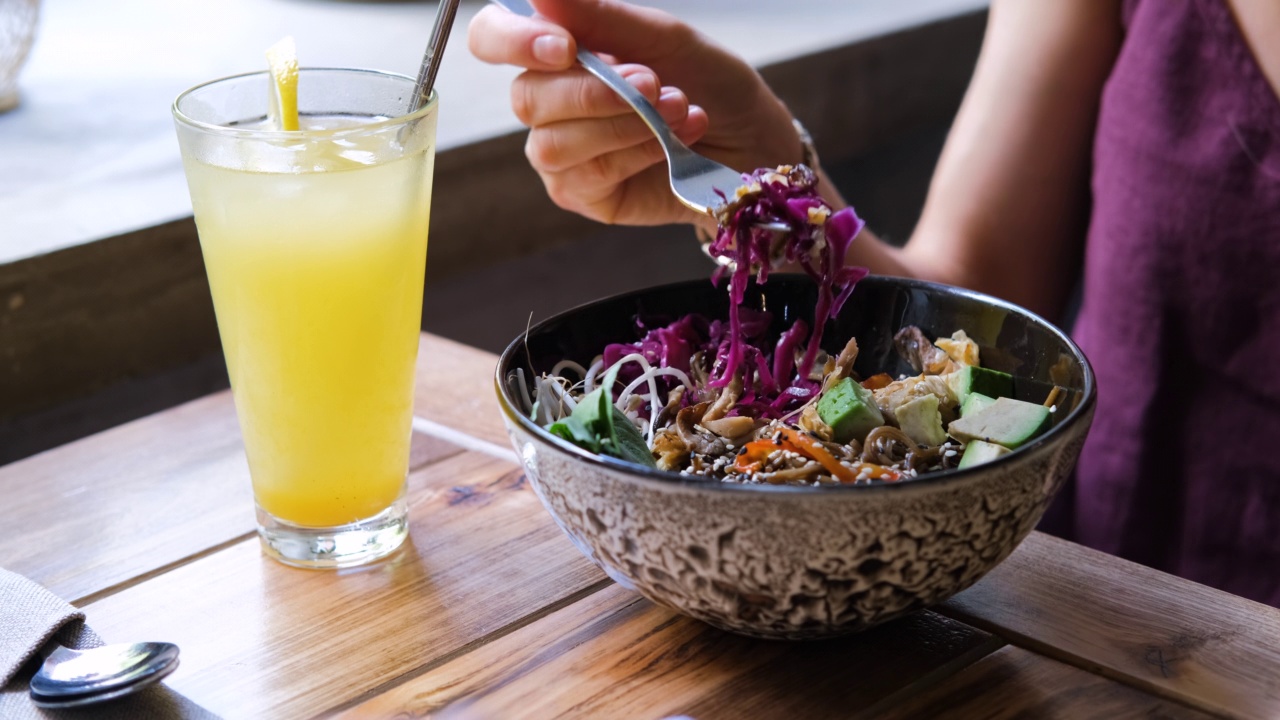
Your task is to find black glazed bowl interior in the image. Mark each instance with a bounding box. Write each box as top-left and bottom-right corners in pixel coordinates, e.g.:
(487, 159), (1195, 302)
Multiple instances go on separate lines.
(497, 275), (1095, 639)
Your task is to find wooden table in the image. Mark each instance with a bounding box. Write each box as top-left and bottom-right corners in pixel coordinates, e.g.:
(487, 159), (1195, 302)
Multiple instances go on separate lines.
(3, 333), (1279, 719)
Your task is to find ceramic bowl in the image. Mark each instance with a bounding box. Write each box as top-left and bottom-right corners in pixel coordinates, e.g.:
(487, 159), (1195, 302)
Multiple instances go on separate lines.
(496, 275), (1095, 639)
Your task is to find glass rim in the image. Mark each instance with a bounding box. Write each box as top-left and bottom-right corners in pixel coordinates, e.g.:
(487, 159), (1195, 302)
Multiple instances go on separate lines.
(171, 67), (438, 141)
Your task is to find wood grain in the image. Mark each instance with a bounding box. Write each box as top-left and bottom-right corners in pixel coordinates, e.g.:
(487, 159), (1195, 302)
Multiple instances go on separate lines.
(0, 392), (253, 603)
(336, 583), (1002, 720)
(414, 334), (510, 450)
(0, 333), (485, 604)
(0, 391), (456, 606)
(940, 532), (1280, 719)
(864, 645), (1215, 719)
(82, 449), (606, 719)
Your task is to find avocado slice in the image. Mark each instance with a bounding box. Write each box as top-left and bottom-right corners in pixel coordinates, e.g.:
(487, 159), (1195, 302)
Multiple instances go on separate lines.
(960, 392), (997, 417)
(957, 439), (1011, 469)
(818, 377), (885, 444)
(896, 394), (948, 447)
(947, 396), (1051, 449)
(950, 365), (1014, 405)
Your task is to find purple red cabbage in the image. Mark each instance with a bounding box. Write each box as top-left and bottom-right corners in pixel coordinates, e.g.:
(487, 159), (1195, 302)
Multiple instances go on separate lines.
(604, 164), (868, 420)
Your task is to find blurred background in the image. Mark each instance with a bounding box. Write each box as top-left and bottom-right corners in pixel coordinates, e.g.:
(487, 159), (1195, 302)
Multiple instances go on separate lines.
(0, 0), (987, 462)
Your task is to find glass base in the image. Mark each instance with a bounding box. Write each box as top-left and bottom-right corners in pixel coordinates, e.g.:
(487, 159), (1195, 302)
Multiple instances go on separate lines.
(256, 493), (409, 569)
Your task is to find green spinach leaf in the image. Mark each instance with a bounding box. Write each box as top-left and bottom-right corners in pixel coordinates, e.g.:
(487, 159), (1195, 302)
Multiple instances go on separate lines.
(545, 367), (656, 468)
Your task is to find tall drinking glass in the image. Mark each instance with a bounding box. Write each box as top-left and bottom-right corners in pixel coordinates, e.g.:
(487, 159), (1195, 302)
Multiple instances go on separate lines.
(172, 69), (437, 568)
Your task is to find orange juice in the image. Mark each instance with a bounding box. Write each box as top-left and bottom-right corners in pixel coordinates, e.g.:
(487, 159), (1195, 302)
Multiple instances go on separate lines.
(182, 118), (433, 527)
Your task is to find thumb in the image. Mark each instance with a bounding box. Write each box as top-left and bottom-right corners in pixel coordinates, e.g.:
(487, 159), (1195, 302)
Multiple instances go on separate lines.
(528, 0), (693, 65)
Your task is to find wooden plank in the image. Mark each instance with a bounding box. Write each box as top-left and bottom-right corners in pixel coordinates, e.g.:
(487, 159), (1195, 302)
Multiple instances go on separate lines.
(81, 449), (607, 719)
(0, 392), (253, 602)
(414, 334), (510, 451)
(336, 584), (1002, 720)
(0, 391), (456, 605)
(939, 532), (1280, 719)
(0, 333), (486, 604)
(864, 645), (1216, 719)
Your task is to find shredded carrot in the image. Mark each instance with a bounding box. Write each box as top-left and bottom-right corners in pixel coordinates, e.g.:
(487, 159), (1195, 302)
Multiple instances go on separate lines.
(734, 426), (903, 483)
(860, 373), (894, 391)
(772, 427), (859, 482)
(733, 438), (804, 473)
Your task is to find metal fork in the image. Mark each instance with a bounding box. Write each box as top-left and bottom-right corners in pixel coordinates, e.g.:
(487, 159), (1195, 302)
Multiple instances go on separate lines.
(489, 0), (766, 221)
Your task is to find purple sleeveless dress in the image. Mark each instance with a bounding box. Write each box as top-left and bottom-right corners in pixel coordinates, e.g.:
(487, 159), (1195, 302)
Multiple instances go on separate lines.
(1057, 0), (1280, 605)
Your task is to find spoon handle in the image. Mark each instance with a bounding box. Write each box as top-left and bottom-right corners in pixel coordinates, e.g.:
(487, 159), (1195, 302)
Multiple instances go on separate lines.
(488, 0), (679, 150)
(412, 0), (462, 111)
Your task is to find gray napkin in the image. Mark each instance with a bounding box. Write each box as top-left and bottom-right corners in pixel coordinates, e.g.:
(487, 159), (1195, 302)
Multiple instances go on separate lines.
(0, 568), (220, 719)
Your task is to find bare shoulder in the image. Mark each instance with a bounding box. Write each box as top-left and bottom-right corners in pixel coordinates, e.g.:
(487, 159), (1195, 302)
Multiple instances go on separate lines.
(1225, 0), (1280, 102)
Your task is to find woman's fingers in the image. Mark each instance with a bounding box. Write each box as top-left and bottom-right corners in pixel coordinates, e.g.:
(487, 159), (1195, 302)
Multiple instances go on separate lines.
(542, 142), (666, 210)
(524, 88), (690, 171)
(468, 5), (577, 70)
(510, 65), (660, 126)
(536, 109), (713, 225)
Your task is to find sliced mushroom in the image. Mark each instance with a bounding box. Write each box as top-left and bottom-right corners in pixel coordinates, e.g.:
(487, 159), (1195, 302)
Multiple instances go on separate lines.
(824, 336), (860, 392)
(894, 326), (956, 376)
(675, 402), (726, 455)
(756, 463), (824, 485)
(700, 415), (756, 441)
(688, 351), (709, 388)
(654, 385), (686, 428)
(704, 374), (742, 422)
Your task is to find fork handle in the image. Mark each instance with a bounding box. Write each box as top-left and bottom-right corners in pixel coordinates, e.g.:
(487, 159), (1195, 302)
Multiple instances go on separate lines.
(489, 0), (682, 152)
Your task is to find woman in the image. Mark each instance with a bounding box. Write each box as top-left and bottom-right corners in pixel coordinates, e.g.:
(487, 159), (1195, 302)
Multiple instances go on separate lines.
(468, 0), (1280, 605)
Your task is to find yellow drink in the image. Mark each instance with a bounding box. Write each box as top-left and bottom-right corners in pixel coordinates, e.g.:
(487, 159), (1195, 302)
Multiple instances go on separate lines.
(175, 69), (437, 566)
(184, 129), (432, 526)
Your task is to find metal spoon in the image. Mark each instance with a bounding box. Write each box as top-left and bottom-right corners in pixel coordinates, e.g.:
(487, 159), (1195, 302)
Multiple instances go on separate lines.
(488, 0), (787, 232)
(28, 641), (180, 708)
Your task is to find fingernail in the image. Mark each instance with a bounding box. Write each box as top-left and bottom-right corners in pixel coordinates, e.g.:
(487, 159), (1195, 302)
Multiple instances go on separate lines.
(626, 73), (657, 99)
(657, 90), (686, 120)
(532, 35), (570, 65)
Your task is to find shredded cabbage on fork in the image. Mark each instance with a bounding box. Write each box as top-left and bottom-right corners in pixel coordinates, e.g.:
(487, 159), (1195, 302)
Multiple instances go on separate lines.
(704, 164), (868, 401)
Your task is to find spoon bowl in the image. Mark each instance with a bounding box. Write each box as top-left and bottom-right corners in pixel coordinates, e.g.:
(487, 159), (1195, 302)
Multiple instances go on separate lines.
(29, 641), (180, 708)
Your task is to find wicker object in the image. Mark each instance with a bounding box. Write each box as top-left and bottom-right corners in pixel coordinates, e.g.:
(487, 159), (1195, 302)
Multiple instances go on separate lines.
(0, 0), (39, 112)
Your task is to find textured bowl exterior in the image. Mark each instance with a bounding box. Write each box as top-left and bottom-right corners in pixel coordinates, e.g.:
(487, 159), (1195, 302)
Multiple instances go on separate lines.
(506, 403), (1092, 639)
(497, 276), (1096, 639)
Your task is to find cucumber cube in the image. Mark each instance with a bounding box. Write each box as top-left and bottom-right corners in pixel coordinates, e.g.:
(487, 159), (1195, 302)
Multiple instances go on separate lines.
(947, 397), (1051, 449)
(957, 439), (1011, 469)
(950, 365), (1014, 404)
(818, 377), (885, 444)
(960, 392), (997, 417)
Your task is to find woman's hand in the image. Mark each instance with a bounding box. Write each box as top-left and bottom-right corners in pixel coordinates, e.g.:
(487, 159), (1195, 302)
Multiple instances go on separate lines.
(468, 0), (804, 229)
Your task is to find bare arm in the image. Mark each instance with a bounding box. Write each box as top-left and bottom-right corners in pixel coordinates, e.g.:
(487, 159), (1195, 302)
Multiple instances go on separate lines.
(850, 0), (1124, 319)
(470, 0), (1123, 319)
